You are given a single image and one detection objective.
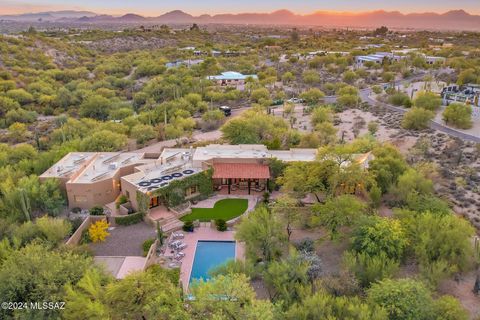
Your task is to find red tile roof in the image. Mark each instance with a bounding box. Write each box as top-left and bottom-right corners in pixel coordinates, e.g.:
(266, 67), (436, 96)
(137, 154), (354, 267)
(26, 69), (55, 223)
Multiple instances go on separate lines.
(212, 163), (270, 179)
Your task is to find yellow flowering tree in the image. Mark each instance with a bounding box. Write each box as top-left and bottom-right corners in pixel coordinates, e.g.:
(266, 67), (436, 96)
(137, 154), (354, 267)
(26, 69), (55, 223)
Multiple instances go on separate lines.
(88, 220), (110, 243)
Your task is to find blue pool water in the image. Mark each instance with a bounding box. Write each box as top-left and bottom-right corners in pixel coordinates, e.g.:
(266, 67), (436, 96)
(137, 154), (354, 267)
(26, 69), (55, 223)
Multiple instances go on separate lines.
(189, 241), (236, 283)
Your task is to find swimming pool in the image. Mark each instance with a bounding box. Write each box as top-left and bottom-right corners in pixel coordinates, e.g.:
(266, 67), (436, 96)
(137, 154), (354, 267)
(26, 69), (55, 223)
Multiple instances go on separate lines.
(189, 241), (236, 283)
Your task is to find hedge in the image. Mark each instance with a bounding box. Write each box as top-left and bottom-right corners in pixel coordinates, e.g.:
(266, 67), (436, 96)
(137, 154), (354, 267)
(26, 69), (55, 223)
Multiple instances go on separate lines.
(115, 211), (145, 226)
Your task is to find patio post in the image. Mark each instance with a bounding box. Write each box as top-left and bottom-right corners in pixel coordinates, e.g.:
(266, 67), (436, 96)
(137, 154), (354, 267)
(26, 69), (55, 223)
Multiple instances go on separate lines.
(248, 179), (251, 195)
(228, 178), (231, 194)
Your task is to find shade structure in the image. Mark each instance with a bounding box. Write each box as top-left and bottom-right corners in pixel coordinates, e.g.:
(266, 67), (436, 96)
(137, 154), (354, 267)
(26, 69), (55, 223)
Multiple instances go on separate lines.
(212, 163), (270, 179)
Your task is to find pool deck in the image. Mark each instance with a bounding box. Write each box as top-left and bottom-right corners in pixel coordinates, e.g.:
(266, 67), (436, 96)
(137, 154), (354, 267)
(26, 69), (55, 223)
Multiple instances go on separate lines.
(170, 226), (245, 291)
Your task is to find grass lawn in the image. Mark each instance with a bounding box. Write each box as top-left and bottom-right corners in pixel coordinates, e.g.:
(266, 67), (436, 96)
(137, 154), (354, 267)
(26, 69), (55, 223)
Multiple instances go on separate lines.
(180, 198), (248, 222)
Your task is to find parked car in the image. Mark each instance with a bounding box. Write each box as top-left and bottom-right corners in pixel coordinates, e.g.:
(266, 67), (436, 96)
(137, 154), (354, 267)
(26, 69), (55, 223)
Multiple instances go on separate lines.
(287, 97), (305, 104)
(219, 105), (232, 116)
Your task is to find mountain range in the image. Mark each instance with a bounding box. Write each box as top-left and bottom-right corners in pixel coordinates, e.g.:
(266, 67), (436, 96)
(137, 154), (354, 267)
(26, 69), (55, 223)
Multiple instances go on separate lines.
(1, 9), (479, 30)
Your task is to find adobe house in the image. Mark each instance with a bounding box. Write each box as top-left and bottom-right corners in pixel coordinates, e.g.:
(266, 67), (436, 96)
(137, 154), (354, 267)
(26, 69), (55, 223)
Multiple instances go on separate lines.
(40, 144), (373, 219)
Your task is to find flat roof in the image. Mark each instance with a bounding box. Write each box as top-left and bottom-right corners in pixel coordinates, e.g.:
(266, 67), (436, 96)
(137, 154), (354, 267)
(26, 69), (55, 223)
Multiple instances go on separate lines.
(40, 152), (97, 179)
(193, 144), (270, 162)
(207, 71), (258, 81)
(73, 152), (147, 183)
(193, 144), (317, 162)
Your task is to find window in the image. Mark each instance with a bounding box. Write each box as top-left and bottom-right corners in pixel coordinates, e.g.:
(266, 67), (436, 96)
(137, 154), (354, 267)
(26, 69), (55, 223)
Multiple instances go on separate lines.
(185, 185), (198, 197)
(74, 195), (87, 203)
(126, 190), (130, 199)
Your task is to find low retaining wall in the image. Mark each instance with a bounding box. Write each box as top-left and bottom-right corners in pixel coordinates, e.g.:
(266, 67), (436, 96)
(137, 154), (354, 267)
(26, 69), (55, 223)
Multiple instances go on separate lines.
(66, 215), (107, 246)
(143, 239), (159, 270)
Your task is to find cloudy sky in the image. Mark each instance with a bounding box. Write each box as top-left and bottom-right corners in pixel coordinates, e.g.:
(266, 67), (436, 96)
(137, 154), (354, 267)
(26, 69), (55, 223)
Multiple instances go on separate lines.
(2, 0), (479, 15)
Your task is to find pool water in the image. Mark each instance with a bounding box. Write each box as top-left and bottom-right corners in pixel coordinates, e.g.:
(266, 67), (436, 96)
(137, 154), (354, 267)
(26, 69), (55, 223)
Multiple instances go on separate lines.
(189, 241), (236, 283)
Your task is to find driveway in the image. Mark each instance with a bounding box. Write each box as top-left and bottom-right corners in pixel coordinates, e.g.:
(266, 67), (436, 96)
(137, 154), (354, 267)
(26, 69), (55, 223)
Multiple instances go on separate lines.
(89, 222), (156, 256)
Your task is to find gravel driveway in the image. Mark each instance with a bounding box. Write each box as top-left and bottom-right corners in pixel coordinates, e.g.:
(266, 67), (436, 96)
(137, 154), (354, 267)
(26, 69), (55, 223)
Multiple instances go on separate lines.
(89, 222), (156, 256)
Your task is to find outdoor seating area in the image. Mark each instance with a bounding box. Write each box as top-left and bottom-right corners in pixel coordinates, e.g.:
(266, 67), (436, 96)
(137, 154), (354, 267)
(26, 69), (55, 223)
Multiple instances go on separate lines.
(167, 235), (188, 261)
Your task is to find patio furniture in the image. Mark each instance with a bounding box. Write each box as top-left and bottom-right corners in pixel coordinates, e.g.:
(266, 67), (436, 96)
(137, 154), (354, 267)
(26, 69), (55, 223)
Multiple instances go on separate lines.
(177, 243), (187, 250)
(174, 252), (185, 260)
(169, 240), (181, 248)
(168, 262), (179, 268)
(172, 232), (184, 239)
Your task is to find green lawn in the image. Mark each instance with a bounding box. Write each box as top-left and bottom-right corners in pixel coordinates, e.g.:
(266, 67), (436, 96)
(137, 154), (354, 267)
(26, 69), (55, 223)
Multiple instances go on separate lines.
(180, 198), (248, 222)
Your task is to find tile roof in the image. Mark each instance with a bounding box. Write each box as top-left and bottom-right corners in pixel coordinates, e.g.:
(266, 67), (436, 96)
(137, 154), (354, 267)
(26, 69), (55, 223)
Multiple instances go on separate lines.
(212, 163), (270, 179)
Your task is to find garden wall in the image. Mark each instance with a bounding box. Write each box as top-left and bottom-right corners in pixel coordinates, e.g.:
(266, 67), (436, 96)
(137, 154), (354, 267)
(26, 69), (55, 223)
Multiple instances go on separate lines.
(66, 215), (106, 246)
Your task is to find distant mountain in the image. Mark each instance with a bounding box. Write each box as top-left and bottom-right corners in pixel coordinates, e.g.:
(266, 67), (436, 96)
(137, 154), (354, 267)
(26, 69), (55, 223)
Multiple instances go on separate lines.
(156, 10), (195, 22)
(118, 14), (147, 22)
(1, 9), (479, 30)
(0, 10), (96, 21)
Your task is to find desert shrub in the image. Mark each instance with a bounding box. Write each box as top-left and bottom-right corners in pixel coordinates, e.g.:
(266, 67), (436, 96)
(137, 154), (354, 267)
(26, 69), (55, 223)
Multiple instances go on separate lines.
(294, 237), (315, 253)
(89, 206), (104, 216)
(182, 221), (194, 232)
(142, 238), (155, 256)
(215, 219), (227, 231)
(388, 92), (411, 107)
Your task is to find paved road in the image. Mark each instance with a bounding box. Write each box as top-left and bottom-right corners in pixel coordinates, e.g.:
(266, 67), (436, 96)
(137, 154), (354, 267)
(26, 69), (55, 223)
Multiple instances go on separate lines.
(326, 71), (480, 143)
(359, 87), (480, 143)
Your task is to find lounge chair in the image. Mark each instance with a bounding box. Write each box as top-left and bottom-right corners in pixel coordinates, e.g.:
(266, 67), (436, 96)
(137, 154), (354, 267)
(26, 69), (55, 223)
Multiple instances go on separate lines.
(177, 243), (187, 250)
(172, 232), (184, 239)
(169, 240), (181, 248)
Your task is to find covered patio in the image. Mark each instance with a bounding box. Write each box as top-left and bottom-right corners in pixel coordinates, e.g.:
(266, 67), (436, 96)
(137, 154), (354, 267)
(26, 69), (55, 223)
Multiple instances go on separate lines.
(212, 162), (270, 195)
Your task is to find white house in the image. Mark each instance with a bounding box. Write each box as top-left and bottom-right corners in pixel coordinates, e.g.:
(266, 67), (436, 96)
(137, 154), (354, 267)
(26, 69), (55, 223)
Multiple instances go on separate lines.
(207, 72), (258, 90)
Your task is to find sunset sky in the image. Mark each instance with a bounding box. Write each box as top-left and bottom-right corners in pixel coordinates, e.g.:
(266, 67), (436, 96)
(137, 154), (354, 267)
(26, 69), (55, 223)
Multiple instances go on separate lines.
(1, 0), (480, 15)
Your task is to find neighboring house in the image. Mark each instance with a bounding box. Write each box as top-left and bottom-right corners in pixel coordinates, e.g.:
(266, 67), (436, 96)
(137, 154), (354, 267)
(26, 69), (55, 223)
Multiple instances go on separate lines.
(40, 144), (374, 216)
(354, 52), (405, 67)
(442, 84), (480, 107)
(424, 55), (446, 65)
(165, 59), (204, 69)
(206, 72), (258, 90)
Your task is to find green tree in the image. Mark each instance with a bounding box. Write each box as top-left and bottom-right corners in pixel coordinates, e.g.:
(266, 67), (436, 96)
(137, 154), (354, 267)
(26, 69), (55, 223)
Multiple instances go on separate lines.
(263, 252), (310, 306)
(282, 71), (295, 84)
(413, 91), (442, 111)
(343, 70), (359, 84)
(250, 88), (270, 103)
(310, 106), (333, 126)
(35, 216), (71, 245)
(311, 195), (367, 239)
(6, 89), (34, 105)
(106, 265), (187, 319)
(201, 109), (225, 130)
(189, 273), (276, 320)
(285, 292), (387, 320)
(369, 144), (408, 193)
(300, 88), (325, 105)
(0, 243), (91, 319)
(80, 130), (127, 152)
(351, 216), (408, 260)
(367, 278), (433, 320)
(442, 102), (472, 129)
(344, 251), (399, 288)
(235, 206), (286, 262)
(393, 168), (433, 202)
(79, 95), (112, 121)
(130, 124), (156, 145)
(402, 107), (434, 130)
(401, 211), (474, 280)
(388, 92), (412, 107)
(302, 70), (320, 84)
(63, 268), (112, 320)
(433, 296), (469, 320)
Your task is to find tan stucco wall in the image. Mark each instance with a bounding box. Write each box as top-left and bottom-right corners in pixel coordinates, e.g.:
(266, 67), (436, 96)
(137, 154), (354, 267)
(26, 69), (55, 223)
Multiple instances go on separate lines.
(120, 178), (141, 212)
